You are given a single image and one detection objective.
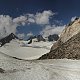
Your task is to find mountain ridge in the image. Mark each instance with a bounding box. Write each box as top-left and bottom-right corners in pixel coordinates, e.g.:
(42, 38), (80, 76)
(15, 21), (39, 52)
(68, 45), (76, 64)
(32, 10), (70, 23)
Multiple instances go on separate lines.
(0, 33), (18, 46)
(39, 17), (80, 60)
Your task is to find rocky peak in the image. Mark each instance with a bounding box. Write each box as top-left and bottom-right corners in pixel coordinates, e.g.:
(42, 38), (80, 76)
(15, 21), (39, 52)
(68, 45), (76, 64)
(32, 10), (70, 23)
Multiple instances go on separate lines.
(59, 17), (80, 43)
(0, 33), (18, 46)
(37, 35), (45, 42)
(39, 17), (80, 60)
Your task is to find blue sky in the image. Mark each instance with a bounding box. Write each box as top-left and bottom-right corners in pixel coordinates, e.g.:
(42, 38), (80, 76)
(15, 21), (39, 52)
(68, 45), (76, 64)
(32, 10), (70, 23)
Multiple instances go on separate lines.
(0, 0), (79, 39)
(0, 0), (80, 22)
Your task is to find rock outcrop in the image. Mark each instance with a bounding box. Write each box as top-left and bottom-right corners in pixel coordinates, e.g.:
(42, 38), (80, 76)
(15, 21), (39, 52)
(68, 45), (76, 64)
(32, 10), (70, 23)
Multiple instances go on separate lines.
(48, 34), (59, 41)
(39, 17), (80, 60)
(0, 33), (18, 46)
(37, 35), (45, 42)
(27, 34), (59, 43)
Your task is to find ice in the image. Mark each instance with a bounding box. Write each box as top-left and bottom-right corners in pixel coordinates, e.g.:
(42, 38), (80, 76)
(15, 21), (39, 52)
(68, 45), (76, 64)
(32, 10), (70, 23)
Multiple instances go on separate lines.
(0, 53), (80, 80)
(1, 39), (79, 80)
(0, 39), (53, 60)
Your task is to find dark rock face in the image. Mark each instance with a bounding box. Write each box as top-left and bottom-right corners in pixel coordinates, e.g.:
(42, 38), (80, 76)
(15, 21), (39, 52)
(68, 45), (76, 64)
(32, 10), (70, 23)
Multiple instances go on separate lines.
(27, 34), (59, 42)
(37, 35), (45, 42)
(28, 39), (32, 44)
(48, 34), (59, 41)
(0, 68), (5, 73)
(0, 33), (18, 46)
(39, 32), (80, 60)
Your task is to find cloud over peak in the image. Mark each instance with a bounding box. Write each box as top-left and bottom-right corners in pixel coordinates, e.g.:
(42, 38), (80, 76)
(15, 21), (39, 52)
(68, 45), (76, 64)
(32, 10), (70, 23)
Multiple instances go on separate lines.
(40, 25), (65, 38)
(0, 10), (54, 39)
(0, 10), (66, 40)
(0, 15), (17, 38)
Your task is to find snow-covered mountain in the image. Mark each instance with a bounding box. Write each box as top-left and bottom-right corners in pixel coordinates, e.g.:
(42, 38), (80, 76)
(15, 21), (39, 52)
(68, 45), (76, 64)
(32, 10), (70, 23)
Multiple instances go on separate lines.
(27, 34), (59, 42)
(0, 33), (79, 80)
(0, 33), (55, 60)
(27, 35), (45, 42)
(0, 19), (80, 80)
(0, 33), (18, 46)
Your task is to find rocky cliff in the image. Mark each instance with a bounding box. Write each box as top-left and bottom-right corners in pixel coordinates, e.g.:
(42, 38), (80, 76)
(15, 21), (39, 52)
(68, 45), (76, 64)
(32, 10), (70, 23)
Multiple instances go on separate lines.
(39, 17), (80, 59)
(0, 33), (18, 46)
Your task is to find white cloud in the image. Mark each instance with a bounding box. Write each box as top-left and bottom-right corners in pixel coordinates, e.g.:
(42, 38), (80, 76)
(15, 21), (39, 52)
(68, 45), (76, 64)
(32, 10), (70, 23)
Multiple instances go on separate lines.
(27, 18), (35, 23)
(0, 15), (27, 39)
(13, 15), (27, 26)
(0, 15), (17, 39)
(27, 14), (35, 23)
(27, 32), (33, 37)
(0, 10), (55, 39)
(26, 10), (54, 25)
(40, 25), (65, 38)
(35, 10), (54, 25)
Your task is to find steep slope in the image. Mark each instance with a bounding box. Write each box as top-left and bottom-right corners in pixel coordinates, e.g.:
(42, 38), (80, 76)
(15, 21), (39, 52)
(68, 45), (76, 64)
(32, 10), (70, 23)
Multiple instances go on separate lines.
(39, 17), (80, 59)
(0, 33), (18, 46)
(59, 17), (80, 43)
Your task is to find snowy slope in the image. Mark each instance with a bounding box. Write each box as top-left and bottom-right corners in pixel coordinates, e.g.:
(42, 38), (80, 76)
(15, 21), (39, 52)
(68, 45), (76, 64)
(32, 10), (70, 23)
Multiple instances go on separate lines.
(0, 39), (53, 60)
(0, 52), (80, 80)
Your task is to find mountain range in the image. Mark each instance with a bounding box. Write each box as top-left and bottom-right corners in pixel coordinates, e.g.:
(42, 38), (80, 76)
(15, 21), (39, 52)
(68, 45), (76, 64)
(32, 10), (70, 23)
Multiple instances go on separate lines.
(1, 17), (80, 60)
(27, 34), (59, 42)
(0, 32), (59, 47)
